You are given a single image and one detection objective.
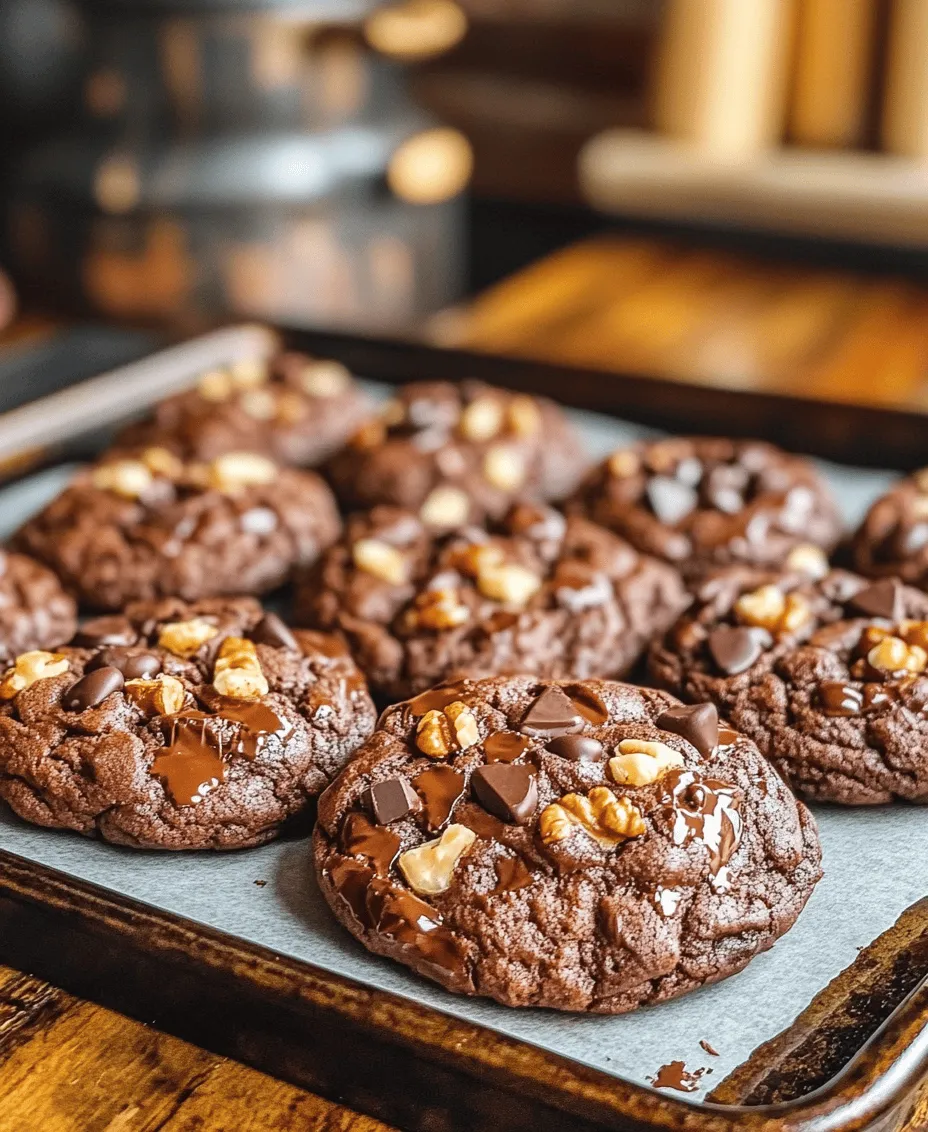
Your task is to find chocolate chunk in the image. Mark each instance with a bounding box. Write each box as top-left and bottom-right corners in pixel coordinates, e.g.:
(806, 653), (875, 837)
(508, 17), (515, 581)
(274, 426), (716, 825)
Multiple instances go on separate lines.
(849, 579), (904, 622)
(250, 612), (299, 652)
(646, 477), (698, 525)
(519, 685), (585, 738)
(63, 666), (125, 712)
(546, 735), (604, 762)
(656, 703), (719, 758)
(360, 777), (419, 825)
(74, 616), (138, 648)
(707, 626), (769, 675)
(470, 763), (538, 824)
(88, 647), (162, 681)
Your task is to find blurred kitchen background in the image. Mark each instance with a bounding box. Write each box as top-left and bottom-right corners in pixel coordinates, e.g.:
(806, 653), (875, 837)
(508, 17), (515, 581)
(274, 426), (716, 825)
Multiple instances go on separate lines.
(2, 0), (928, 408)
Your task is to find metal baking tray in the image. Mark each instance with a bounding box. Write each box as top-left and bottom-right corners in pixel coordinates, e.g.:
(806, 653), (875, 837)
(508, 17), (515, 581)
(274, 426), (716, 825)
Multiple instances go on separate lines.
(0, 326), (926, 1132)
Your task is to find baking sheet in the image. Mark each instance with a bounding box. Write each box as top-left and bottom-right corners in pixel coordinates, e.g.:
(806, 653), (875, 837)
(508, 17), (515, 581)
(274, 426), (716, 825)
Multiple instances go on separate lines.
(0, 402), (921, 1107)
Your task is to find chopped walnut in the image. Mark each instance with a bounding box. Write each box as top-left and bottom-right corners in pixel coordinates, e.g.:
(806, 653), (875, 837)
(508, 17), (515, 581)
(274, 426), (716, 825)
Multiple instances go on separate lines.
(125, 674), (186, 716)
(213, 636), (269, 699)
(0, 651), (70, 699)
(409, 588), (470, 631)
(91, 459), (154, 500)
(508, 395), (541, 437)
(416, 700), (479, 756)
(140, 447), (184, 480)
(398, 823), (476, 895)
(867, 635), (927, 676)
(352, 420), (387, 450)
(198, 370), (233, 402)
(785, 544), (829, 581)
(228, 359), (269, 388)
(207, 452), (277, 492)
(352, 538), (410, 585)
(477, 562), (541, 607)
(900, 620), (928, 651)
(609, 739), (684, 787)
(483, 445), (527, 492)
(419, 485), (470, 529)
(299, 360), (351, 398)
(158, 618), (219, 658)
(459, 396), (504, 442)
(539, 787), (645, 848)
(608, 449), (641, 478)
(735, 585), (811, 635)
(449, 541), (503, 577)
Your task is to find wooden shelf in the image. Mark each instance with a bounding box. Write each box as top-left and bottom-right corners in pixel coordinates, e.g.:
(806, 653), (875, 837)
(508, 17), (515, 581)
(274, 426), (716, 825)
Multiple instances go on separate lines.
(580, 129), (928, 246)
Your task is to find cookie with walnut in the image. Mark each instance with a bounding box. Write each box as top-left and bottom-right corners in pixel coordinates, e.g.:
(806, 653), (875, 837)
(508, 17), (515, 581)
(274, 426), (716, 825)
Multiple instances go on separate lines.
(851, 470), (928, 587)
(649, 567), (928, 804)
(0, 597), (376, 849)
(0, 549), (77, 664)
(115, 353), (370, 467)
(296, 503), (687, 701)
(14, 447), (341, 610)
(314, 675), (822, 1011)
(568, 437), (842, 584)
(325, 380), (587, 528)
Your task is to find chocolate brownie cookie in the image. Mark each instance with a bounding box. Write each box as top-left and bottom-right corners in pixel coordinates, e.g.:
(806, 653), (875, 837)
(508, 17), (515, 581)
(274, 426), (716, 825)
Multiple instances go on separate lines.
(15, 447), (341, 610)
(297, 503), (687, 701)
(568, 437), (842, 584)
(314, 675), (821, 1010)
(851, 470), (928, 587)
(325, 381), (587, 527)
(116, 353), (369, 467)
(0, 597), (376, 849)
(649, 568), (928, 804)
(0, 550), (77, 664)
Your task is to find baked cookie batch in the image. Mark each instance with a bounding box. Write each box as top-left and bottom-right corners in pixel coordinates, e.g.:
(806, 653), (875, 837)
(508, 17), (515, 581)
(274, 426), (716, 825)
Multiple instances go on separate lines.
(0, 351), (919, 1014)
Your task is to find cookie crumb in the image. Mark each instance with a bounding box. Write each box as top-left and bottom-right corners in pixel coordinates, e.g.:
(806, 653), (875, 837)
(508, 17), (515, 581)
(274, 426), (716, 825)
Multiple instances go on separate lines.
(699, 1040), (719, 1057)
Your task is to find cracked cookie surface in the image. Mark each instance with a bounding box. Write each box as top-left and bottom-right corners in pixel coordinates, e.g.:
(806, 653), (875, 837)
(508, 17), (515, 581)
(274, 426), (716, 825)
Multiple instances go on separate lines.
(296, 504), (687, 701)
(649, 568), (928, 803)
(0, 597), (376, 849)
(15, 448), (340, 610)
(568, 437), (841, 584)
(0, 550), (76, 664)
(314, 675), (821, 1011)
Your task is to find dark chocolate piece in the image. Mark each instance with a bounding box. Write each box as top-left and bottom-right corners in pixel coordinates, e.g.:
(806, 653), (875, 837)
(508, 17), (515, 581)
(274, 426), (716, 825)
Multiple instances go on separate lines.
(656, 703), (719, 758)
(470, 763), (538, 824)
(520, 685), (585, 738)
(545, 735), (604, 762)
(361, 777), (419, 825)
(251, 612), (299, 652)
(849, 578), (904, 622)
(63, 666), (125, 712)
(74, 616), (138, 648)
(707, 626), (769, 675)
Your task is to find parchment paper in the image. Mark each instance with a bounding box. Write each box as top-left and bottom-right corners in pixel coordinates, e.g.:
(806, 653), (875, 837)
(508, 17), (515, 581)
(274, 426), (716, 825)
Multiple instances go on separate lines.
(0, 403), (920, 1104)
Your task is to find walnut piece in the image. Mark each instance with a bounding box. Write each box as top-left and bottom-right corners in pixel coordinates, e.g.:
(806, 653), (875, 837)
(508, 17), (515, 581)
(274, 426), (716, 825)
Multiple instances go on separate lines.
(352, 538), (410, 585)
(483, 445), (526, 492)
(416, 700), (479, 756)
(608, 449), (641, 478)
(228, 358), (269, 388)
(239, 388), (277, 421)
(398, 823), (476, 895)
(158, 618), (219, 658)
(450, 541), (503, 577)
(140, 447), (184, 480)
(410, 588), (470, 631)
(900, 620), (928, 651)
(91, 459), (154, 500)
(208, 452), (277, 492)
(419, 485), (470, 529)
(198, 369), (233, 402)
(539, 787), (645, 848)
(0, 651), (70, 699)
(213, 636), (269, 699)
(785, 544), (829, 580)
(735, 584), (810, 635)
(125, 674), (186, 716)
(477, 562), (541, 606)
(508, 395), (541, 437)
(299, 360), (351, 398)
(609, 739), (684, 787)
(459, 396), (503, 442)
(867, 635), (927, 676)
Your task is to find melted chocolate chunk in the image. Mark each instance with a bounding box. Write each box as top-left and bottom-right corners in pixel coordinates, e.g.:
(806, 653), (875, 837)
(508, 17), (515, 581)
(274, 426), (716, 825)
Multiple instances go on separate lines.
(818, 681), (864, 717)
(87, 647), (162, 680)
(646, 476), (698, 525)
(74, 616), (138, 648)
(63, 666), (125, 712)
(661, 769), (743, 876)
(406, 684), (469, 717)
(483, 731), (532, 762)
(545, 735), (604, 762)
(656, 703), (719, 758)
(341, 811), (401, 874)
(413, 764), (466, 831)
(470, 763), (538, 825)
(361, 777), (419, 825)
(152, 717), (226, 806)
(707, 626), (770, 675)
(519, 685), (585, 737)
(849, 578), (905, 622)
(250, 611), (299, 651)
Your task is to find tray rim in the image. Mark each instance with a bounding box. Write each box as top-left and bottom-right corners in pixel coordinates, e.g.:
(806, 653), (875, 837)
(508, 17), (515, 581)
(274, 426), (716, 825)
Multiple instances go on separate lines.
(0, 322), (925, 1131)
